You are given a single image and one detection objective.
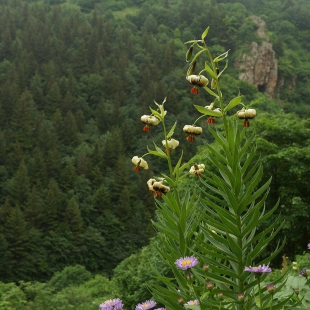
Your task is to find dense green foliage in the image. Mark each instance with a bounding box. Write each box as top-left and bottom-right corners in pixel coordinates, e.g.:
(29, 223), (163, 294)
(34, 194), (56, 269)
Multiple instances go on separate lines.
(0, 0), (309, 291)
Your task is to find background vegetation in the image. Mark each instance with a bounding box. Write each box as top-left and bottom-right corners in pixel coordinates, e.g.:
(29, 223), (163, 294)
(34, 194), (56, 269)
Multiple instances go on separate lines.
(0, 0), (309, 307)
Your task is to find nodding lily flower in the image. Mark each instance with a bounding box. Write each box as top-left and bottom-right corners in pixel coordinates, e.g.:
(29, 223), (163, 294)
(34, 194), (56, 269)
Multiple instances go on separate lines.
(162, 139), (179, 152)
(189, 164), (205, 177)
(147, 179), (170, 198)
(132, 156), (148, 172)
(141, 115), (160, 132)
(183, 125), (202, 142)
(187, 74), (209, 94)
(236, 108), (257, 127)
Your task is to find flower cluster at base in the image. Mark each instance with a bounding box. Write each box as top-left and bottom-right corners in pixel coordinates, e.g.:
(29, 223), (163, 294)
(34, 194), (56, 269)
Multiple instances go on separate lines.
(132, 156), (148, 172)
(183, 125), (202, 142)
(189, 164), (205, 177)
(99, 298), (123, 310)
(147, 179), (170, 198)
(135, 300), (157, 310)
(244, 264), (272, 274)
(175, 256), (199, 270)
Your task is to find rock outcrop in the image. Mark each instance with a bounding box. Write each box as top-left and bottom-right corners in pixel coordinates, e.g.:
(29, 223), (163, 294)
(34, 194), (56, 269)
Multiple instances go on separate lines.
(234, 16), (278, 96)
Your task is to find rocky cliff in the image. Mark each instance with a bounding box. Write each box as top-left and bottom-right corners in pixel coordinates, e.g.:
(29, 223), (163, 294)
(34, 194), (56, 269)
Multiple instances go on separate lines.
(234, 16), (278, 96)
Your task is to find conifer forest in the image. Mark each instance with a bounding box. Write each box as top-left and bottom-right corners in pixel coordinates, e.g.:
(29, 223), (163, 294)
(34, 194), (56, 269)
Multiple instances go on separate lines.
(0, 0), (310, 308)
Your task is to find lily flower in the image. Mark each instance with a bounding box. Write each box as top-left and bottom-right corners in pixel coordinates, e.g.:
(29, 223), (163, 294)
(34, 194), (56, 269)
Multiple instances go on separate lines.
(189, 164), (205, 177)
(132, 156), (148, 172)
(183, 125), (202, 142)
(162, 139), (179, 152)
(141, 115), (160, 132)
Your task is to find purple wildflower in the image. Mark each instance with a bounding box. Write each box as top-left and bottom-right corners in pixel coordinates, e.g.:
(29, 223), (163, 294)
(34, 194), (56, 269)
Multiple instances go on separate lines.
(155, 308), (166, 310)
(135, 300), (157, 310)
(175, 256), (199, 270)
(185, 300), (199, 306)
(308, 243), (310, 249)
(244, 265), (272, 274)
(100, 298), (123, 310)
(299, 269), (308, 278)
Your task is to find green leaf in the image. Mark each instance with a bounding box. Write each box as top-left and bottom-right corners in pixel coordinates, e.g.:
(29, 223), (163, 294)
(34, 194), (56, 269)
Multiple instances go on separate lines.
(201, 26), (210, 40)
(203, 86), (219, 98)
(161, 173), (176, 187)
(224, 95), (243, 113)
(204, 62), (217, 79)
(147, 146), (167, 159)
(149, 107), (162, 120)
(217, 60), (228, 79)
(194, 105), (223, 117)
(167, 121), (177, 139)
(213, 50), (230, 62)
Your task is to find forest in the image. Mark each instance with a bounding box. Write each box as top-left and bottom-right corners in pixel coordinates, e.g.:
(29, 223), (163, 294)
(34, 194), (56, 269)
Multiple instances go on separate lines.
(0, 0), (310, 308)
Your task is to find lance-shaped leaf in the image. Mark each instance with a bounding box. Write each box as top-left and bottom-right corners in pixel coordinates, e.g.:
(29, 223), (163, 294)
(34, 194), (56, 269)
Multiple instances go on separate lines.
(201, 26), (210, 40)
(149, 107), (163, 121)
(194, 105), (223, 117)
(213, 50), (230, 62)
(204, 62), (217, 79)
(147, 145), (167, 159)
(167, 121), (177, 139)
(224, 95), (243, 113)
(203, 86), (219, 98)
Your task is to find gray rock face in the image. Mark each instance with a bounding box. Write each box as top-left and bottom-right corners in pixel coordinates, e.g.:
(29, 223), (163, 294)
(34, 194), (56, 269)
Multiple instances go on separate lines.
(234, 16), (278, 96)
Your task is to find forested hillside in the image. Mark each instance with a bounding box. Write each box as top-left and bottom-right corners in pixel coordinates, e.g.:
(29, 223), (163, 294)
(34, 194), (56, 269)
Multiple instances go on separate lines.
(0, 0), (309, 286)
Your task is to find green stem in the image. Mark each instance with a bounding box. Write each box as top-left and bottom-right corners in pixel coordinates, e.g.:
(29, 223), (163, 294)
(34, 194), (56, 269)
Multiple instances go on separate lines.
(236, 215), (244, 310)
(257, 277), (263, 310)
(162, 114), (174, 180)
(202, 41), (229, 137)
(193, 114), (208, 125)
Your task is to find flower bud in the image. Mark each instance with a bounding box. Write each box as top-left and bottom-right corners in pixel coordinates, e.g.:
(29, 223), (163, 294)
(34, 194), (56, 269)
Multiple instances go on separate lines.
(206, 281), (213, 290)
(203, 264), (209, 271)
(266, 284), (275, 294)
(186, 46), (194, 62)
(238, 294), (244, 301)
(186, 60), (196, 76)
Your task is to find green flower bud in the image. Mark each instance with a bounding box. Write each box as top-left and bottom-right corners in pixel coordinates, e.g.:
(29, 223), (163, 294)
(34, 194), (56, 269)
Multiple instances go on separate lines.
(186, 45), (194, 62)
(186, 60), (196, 77)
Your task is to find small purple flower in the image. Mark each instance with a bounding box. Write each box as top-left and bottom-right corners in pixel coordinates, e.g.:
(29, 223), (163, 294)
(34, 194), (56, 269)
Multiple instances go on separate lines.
(100, 298), (123, 310)
(237, 293), (244, 301)
(244, 265), (272, 274)
(308, 243), (310, 249)
(175, 256), (199, 270)
(266, 284), (275, 294)
(155, 308), (166, 310)
(299, 269), (308, 278)
(135, 300), (157, 310)
(185, 300), (199, 306)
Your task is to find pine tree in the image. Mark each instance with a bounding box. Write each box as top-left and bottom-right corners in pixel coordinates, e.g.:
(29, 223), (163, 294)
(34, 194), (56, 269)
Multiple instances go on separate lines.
(43, 179), (63, 231)
(66, 197), (84, 235)
(8, 159), (30, 208)
(10, 90), (37, 149)
(60, 160), (77, 191)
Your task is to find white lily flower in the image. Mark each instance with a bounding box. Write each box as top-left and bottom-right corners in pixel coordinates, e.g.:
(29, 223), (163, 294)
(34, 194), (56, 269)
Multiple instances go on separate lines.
(132, 156), (148, 171)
